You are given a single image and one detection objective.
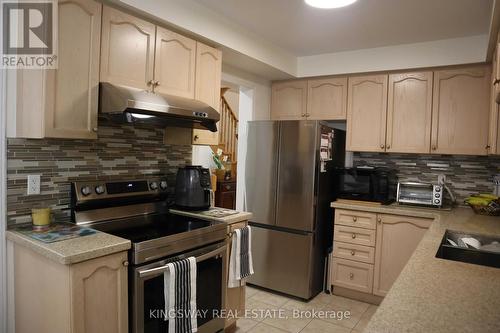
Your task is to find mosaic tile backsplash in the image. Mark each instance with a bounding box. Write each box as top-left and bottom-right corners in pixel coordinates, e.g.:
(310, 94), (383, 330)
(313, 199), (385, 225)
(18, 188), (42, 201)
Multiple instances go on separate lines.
(7, 120), (192, 225)
(353, 153), (500, 205)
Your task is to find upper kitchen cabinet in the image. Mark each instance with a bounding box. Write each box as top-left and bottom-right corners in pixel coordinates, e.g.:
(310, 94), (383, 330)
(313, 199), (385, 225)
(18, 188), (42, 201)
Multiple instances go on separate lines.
(192, 42), (222, 146)
(386, 72), (433, 153)
(7, 0), (101, 140)
(347, 75), (388, 152)
(45, 0), (102, 139)
(431, 66), (491, 155)
(154, 27), (196, 98)
(307, 77), (348, 120)
(195, 42), (222, 110)
(100, 6), (156, 91)
(271, 81), (308, 120)
(489, 45), (500, 155)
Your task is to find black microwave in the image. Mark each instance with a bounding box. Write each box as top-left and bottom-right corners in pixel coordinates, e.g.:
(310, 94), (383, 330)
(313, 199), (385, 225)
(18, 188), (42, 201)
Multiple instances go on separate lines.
(333, 167), (398, 204)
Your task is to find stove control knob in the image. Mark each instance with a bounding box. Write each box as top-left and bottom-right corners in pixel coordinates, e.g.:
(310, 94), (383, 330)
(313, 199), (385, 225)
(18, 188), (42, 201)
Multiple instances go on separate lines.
(95, 185), (105, 195)
(149, 182), (158, 190)
(81, 186), (92, 196)
(160, 180), (168, 190)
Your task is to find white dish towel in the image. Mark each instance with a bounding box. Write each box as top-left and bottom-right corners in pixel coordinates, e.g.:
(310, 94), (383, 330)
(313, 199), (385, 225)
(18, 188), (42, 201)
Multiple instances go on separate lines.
(164, 257), (198, 333)
(228, 226), (254, 288)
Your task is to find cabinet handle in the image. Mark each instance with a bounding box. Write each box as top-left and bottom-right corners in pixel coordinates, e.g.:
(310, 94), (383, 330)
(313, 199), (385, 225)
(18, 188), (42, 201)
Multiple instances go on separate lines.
(350, 250), (355, 256)
(351, 233), (356, 239)
(154, 81), (160, 87)
(123, 261), (129, 267)
(494, 78), (500, 85)
(349, 273), (354, 280)
(486, 145), (491, 150)
(380, 144), (385, 149)
(301, 113), (306, 117)
(92, 127), (98, 132)
(377, 217), (382, 224)
(225, 185), (231, 190)
(432, 145), (437, 151)
(147, 80), (154, 86)
(194, 135), (199, 141)
(352, 217), (357, 222)
(386, 145), (391, 149)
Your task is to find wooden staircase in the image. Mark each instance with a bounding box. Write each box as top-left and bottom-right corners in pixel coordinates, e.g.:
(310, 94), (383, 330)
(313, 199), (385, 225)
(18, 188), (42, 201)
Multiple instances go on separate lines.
(212, 87), (239, 172)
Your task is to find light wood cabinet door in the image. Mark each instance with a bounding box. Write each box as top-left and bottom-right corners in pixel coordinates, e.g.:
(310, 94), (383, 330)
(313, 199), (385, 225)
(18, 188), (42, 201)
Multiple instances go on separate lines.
(490, 48), (500, 154)
(71, 251), (128, 333)
(100, 6), (156, 90)
(271, 81), (308, 120)
(154, 27), (196, 98)
(307, 77), (347, 120)
(225, 221), (248, 328)
(45, 0), (101, 139)
(373, 214), (432, 297)
(347, 75), (388, 152)
(431, 66), (491, 155)
(192, 42), (222, 146)
(386, 72), (433, 153)
(195, 42), (222, 109)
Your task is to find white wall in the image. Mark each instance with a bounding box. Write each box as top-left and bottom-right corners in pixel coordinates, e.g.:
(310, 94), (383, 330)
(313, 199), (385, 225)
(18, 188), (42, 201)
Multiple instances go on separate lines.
(117, 0), (297, 77)
(298, 35), (489, 77)
(1, 69), (7, 333)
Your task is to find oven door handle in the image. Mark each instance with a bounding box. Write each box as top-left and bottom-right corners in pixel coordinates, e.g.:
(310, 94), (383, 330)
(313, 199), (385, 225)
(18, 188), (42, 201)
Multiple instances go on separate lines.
(138, 245), (226, 278)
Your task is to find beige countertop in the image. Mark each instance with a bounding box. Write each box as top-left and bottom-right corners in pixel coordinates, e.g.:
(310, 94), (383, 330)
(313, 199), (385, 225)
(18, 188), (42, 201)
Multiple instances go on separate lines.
(331, 201), (500, 333)
(6, 229), (131, 265)
(169, 208), (253, 224)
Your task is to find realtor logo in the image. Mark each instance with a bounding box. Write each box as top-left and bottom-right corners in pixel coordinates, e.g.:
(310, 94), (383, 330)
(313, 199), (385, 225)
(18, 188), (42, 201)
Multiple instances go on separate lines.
(1, 0), (57, 68)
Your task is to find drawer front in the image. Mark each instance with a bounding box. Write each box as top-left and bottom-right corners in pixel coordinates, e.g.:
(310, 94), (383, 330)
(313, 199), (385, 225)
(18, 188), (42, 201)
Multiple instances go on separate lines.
(335, 209), (377, 230)
(333, 241), (375, 264)
(334, 225), (376, 247)
(331, 258), (373, 293)
(218, 182), (237, 192)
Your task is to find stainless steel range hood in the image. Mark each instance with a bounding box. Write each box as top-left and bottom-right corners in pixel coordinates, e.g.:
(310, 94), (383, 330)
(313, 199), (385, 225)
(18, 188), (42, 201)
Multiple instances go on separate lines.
(99, 82), (219, 132)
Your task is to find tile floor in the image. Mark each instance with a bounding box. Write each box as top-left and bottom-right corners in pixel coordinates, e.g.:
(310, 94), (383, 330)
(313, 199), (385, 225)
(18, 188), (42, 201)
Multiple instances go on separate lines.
(231, 286), (378, 333)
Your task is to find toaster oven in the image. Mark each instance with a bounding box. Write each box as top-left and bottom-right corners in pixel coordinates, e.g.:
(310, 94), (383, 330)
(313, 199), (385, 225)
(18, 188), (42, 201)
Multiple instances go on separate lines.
(397, 182), (443, 207)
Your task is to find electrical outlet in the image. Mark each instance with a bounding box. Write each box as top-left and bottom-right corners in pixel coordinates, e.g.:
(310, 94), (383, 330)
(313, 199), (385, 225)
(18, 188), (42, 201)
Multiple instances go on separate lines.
(438, 174), (446, 185)
(27, 175), (40, 195)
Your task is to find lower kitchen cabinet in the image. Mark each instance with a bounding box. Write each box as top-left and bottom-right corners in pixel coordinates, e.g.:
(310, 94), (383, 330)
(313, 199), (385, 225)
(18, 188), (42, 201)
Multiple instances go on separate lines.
(225, 221), (248, 329)
(8, 242), (128, 333)
(331, 209), (433, 300)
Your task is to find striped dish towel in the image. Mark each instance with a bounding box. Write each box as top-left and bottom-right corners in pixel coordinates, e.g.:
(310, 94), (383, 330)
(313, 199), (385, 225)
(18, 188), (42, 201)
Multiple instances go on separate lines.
(164, 257), (198, 333)
(228, 226), (254, 288)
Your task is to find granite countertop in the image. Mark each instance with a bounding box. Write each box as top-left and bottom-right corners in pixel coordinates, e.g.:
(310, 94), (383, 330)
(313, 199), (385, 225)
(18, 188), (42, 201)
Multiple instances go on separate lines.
(169, 207), (253, 224)
(6, 229), (131, 265)
(331, 201), (500, 333)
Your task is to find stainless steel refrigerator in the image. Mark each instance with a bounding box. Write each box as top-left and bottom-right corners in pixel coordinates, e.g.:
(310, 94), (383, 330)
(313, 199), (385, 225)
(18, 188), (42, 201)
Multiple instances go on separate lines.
(245, 120), (345, 300)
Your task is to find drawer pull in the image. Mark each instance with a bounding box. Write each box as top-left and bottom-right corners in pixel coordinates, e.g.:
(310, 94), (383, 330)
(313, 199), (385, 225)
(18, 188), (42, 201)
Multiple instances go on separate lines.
(351, 233), (356, 239)
(377, 217), (381, 224)
(225, 185), (231, 190)
(351, 250), (355, 256)
(349, 273), (354, 280)
(352, 217), (357, 222)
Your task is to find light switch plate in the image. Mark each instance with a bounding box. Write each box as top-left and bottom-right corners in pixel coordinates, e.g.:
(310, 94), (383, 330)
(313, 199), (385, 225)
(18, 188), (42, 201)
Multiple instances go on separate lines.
(27, 175), (40, 195)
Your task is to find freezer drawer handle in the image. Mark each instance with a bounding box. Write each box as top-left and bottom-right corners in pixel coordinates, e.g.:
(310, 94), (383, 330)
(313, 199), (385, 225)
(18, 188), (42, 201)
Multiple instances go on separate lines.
(351, 233), (356, 239)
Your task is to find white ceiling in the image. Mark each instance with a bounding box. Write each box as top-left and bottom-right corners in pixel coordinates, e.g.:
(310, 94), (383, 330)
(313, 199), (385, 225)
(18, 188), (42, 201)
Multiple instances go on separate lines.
(196, 0), (493, 56)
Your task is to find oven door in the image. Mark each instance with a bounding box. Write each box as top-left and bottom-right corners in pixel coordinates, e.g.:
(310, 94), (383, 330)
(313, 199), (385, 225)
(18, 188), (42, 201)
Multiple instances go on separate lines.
(132, 242), (227, 333)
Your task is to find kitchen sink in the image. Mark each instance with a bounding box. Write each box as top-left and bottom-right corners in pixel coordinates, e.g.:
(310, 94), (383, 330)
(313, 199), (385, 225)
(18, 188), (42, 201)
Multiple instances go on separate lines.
(435, 230), (500, 269)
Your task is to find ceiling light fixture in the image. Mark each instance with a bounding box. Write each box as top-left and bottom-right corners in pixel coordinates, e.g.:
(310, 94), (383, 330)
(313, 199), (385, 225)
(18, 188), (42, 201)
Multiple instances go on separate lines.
(304, 0), (357, 9)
